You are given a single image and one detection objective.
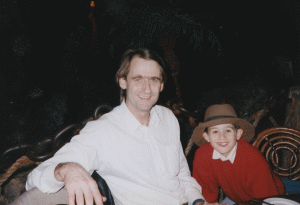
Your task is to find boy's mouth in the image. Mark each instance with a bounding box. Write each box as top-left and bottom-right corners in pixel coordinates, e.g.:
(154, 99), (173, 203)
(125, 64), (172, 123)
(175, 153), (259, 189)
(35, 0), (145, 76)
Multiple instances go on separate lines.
(218, 142), (228, 147)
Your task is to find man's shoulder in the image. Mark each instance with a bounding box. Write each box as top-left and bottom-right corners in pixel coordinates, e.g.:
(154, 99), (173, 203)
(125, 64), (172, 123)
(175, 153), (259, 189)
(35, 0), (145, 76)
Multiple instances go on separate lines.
(153, 105), (177, 120)
(81, 115), (112, 133)
(154, 104), (174, 114)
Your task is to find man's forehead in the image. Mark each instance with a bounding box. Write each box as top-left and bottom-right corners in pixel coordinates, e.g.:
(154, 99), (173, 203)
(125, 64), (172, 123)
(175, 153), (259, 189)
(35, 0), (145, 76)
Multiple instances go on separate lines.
(128, 57), (162, 77)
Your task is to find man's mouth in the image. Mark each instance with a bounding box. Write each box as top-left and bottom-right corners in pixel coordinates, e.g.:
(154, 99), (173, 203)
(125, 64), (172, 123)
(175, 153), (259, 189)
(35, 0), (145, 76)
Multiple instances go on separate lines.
(139, 96), (151, 100)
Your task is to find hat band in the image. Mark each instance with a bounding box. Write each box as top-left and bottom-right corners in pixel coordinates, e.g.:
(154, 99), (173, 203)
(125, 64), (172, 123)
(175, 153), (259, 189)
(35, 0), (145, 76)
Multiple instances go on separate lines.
(204, 115), (235, 123)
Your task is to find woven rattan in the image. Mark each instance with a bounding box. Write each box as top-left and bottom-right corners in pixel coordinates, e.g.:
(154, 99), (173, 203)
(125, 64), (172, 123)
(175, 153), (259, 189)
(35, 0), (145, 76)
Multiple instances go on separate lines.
(253, 127), (300, 180)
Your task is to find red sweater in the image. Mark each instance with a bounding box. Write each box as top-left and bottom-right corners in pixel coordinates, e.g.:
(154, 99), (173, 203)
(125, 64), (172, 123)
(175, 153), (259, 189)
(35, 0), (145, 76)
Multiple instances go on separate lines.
(192, 139), (285, 203)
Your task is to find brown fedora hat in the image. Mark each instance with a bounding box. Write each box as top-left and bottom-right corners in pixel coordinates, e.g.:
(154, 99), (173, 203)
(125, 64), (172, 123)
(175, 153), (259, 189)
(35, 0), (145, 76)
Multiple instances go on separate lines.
(191, 104), (255, 147)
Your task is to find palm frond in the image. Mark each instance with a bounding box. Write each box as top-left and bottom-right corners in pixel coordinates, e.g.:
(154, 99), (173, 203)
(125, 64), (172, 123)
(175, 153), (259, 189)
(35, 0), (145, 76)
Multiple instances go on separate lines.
(108, 7), (222, 56)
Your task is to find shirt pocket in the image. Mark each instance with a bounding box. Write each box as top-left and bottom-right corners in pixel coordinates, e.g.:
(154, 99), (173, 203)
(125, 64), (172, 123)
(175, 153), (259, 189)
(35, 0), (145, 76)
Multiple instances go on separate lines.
(165, 144), (180, 176)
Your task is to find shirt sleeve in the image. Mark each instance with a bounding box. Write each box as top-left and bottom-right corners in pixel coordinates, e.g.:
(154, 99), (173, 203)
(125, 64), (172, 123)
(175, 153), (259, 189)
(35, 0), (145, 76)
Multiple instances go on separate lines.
(178, 142), (205, 204)
(26, 122), (101, 193)
(173, 117), (204, 204)
(193, 149), (219, 203)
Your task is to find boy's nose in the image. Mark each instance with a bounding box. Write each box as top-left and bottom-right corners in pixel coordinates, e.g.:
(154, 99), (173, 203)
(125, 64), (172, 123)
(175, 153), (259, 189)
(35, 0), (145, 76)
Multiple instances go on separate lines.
(219, 132), (227, 139)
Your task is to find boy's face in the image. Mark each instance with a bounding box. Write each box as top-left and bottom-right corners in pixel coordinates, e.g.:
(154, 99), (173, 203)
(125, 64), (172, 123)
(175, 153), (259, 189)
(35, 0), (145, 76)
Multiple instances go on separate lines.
(203, 123), (243, 157)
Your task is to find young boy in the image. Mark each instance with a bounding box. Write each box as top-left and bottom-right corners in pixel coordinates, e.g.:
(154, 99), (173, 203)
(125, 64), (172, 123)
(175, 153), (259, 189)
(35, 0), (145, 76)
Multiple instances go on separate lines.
(191, 104), (285, 204)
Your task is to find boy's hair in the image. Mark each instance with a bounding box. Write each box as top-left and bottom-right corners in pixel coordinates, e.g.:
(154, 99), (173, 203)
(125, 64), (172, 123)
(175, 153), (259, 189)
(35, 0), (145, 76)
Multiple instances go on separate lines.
(204, 124), (241, 133)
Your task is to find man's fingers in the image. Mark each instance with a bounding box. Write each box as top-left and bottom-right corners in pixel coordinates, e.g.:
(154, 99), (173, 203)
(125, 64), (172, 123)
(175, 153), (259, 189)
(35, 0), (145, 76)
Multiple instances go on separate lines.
(67, 188), (76, 205)
(83, 186), (96, 205)
(90, 182), (104, 205)
(75, 191), (85, 205)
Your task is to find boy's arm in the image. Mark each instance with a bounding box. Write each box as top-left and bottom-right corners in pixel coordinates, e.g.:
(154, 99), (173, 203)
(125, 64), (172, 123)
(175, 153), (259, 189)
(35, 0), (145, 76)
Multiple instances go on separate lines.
(247, 157), (285, 199)
(192, 149), (220, 203)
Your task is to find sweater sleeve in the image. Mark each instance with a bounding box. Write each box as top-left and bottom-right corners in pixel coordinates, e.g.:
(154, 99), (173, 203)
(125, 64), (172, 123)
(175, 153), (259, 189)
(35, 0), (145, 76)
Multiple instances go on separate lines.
(193, 148), (219, 203)
(246, 153), (285, 199)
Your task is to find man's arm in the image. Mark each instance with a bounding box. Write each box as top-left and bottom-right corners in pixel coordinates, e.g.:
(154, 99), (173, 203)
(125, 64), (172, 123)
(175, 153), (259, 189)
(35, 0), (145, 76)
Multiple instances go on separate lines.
(177, 141), (205, 204)
(54, 162), (106, 205)
(26, 120), (108, 204)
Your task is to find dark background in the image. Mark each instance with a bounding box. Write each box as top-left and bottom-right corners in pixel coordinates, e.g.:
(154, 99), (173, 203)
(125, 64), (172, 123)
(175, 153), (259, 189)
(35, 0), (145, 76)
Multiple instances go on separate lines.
(1, 0), (300, 155)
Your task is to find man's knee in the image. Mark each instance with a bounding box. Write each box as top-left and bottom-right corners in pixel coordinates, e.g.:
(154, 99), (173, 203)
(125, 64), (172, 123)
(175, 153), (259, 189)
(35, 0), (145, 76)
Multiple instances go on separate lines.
(10, 187), (68, 205)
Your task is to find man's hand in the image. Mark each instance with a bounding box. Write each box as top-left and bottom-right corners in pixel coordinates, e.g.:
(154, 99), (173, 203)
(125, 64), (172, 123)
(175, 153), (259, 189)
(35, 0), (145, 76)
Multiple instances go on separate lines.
(54, 162), (106, 205)
(194, 202), (205, 205)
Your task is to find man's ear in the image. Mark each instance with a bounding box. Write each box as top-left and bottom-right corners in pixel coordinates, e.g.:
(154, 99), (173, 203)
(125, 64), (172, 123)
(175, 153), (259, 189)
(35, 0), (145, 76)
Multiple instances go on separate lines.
(160, 83), (164, 92)
(119, 77), (127, 90)
(236, 129), (243, 140)
(203, 132), (210, 142)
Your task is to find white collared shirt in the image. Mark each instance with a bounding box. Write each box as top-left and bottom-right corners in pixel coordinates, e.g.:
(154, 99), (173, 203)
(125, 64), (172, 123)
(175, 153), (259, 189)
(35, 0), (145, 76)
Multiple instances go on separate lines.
(26, 101), (203, 205)
(212, 143), (238, 164)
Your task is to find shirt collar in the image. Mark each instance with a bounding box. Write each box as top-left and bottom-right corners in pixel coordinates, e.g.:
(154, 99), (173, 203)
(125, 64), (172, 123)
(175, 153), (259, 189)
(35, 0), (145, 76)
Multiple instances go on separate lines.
(212, 142), (238, 164)
(120, 101), (161, 134)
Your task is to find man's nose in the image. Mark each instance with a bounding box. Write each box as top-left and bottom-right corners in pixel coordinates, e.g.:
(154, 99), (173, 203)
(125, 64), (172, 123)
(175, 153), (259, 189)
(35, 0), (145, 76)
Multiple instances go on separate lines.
(142, 79), (151, 92)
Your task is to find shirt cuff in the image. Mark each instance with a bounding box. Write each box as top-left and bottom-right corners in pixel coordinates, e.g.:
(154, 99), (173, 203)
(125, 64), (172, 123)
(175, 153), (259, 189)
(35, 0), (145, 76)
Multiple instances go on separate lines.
(193, 199), (205, 205)
(38, 163), (65, 193)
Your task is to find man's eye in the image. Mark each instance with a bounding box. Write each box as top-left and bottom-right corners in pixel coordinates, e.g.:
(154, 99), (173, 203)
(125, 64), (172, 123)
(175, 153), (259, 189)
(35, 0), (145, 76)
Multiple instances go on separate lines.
(135, 78), (142, 81)
(151, 78), (160, 83)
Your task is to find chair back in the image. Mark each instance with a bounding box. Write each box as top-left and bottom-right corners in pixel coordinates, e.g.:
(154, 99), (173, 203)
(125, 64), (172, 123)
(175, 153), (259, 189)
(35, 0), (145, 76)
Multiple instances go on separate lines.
(253, 127), (300, 180)
(92, 171), (115, 205)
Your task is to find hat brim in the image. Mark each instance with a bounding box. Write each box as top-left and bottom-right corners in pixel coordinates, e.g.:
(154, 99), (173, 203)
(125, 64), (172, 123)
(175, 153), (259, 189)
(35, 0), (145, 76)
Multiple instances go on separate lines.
(191, 118), (255, 147)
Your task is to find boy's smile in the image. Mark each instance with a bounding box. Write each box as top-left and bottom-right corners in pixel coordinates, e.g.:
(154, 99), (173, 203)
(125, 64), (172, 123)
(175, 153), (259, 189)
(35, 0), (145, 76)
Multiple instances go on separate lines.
(203, 123), (243, 157)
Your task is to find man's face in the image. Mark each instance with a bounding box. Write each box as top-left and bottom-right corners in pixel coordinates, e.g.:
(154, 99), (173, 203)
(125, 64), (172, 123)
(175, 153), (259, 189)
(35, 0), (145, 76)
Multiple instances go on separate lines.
(119, 56), (164, 117)
(203, 123), (243, 157)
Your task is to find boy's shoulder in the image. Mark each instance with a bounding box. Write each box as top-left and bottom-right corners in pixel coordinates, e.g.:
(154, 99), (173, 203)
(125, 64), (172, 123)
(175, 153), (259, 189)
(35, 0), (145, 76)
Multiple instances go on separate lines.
(194, 142), (214, 159)
(236, 139), (267, 163)
(237, 139), (261, 153)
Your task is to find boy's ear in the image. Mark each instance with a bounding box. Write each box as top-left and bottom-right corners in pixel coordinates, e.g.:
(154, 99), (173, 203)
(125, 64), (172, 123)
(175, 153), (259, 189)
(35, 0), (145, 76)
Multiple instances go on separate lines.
(203, 132), (210, 142)
(119, 77), (127, 90)
(236, 129), (243, 140)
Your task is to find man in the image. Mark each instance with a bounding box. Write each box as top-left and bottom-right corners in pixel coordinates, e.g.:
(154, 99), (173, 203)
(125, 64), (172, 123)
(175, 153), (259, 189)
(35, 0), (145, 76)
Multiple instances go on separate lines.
(12, 48), (204, 205)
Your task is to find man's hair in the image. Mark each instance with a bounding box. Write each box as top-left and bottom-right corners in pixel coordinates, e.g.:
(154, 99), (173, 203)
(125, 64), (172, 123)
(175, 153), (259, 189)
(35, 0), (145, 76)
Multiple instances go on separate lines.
(204, 124), (241, 133)
(115, 48), (167, 102)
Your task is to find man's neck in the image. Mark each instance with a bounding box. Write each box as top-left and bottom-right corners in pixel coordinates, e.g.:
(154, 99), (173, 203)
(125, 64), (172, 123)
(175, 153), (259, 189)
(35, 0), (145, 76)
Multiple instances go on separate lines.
(124, 102), (152, 126)
(136, 112), (151, 126)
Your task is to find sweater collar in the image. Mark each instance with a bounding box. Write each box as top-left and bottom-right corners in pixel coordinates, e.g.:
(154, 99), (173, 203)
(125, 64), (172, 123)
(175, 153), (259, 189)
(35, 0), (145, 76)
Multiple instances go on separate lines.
(212, 142), (238, 164)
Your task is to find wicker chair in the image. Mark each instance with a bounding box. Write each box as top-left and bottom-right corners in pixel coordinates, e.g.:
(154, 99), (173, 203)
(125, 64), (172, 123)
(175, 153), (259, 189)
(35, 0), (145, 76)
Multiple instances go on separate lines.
(0, 105), (113, 204)
(253, 127), (300, 194)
